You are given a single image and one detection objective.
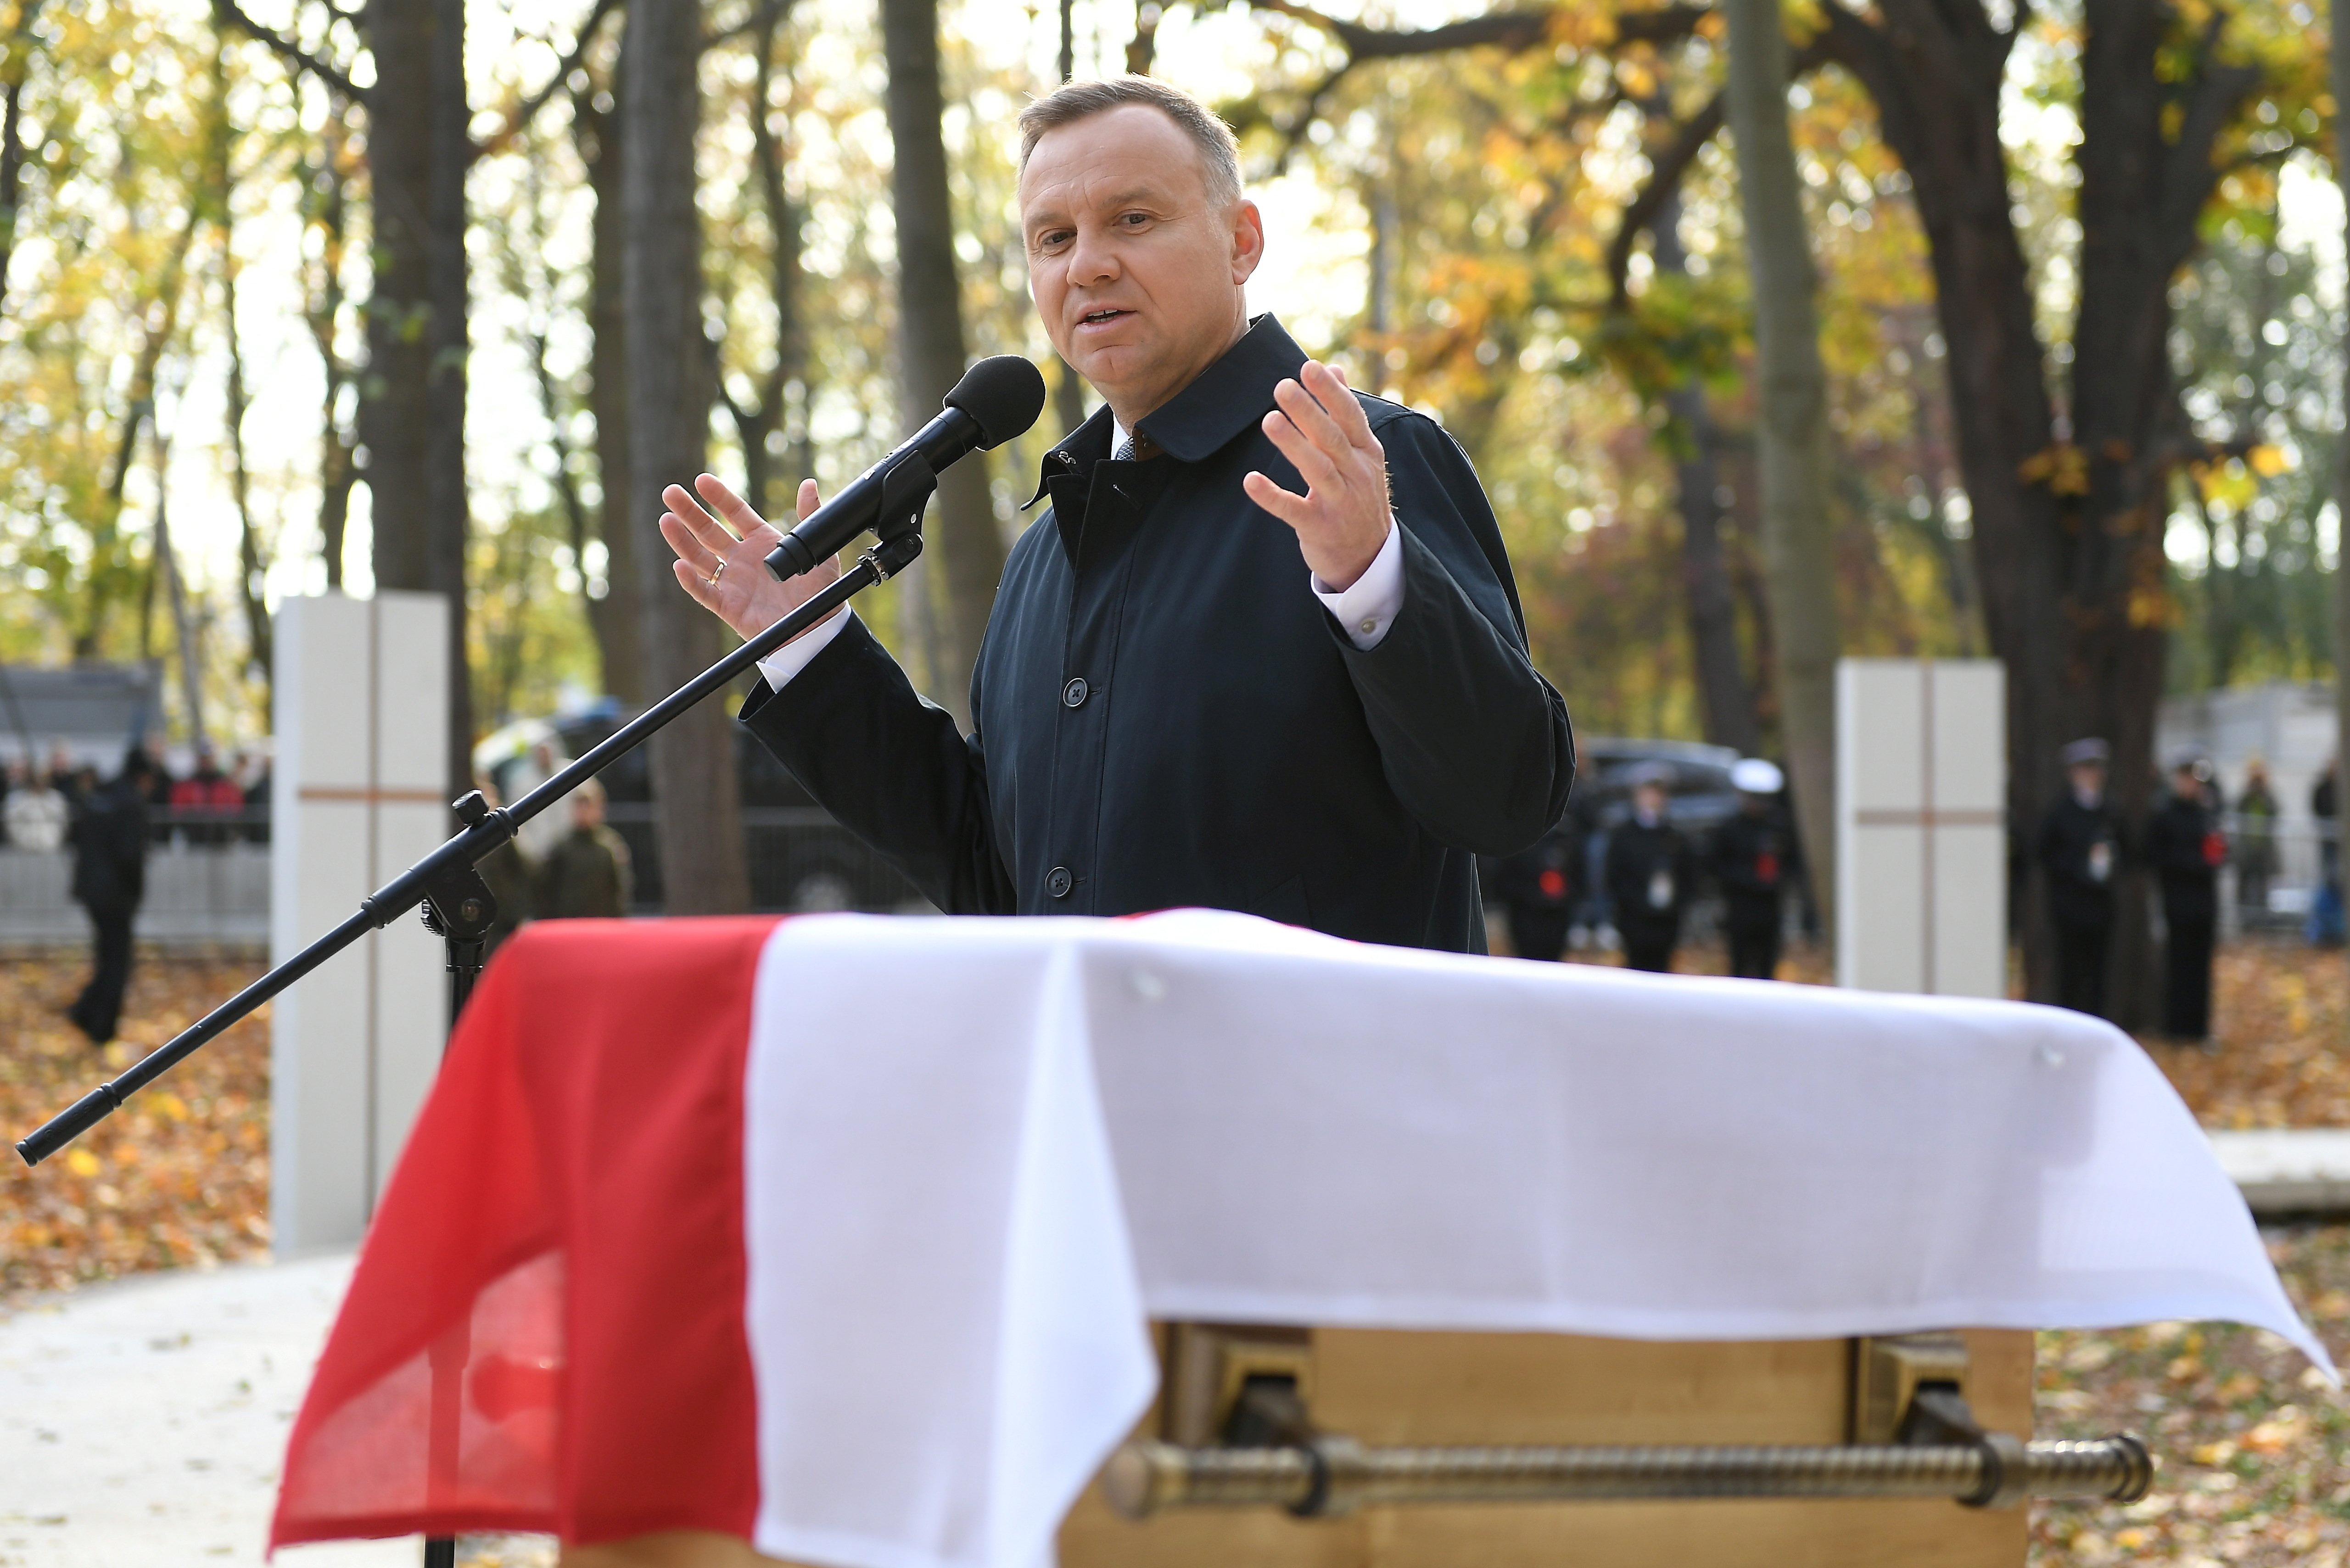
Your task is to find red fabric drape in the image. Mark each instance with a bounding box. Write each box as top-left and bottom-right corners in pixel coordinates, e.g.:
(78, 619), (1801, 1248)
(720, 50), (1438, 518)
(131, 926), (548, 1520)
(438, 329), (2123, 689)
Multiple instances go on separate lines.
(271, 917), (782, 1550)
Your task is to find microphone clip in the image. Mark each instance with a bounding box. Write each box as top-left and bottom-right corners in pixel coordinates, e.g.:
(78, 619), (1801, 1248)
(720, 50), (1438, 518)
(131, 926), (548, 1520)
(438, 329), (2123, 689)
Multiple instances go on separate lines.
(862, 450), (935, 583)
(874, 449), (938, 546)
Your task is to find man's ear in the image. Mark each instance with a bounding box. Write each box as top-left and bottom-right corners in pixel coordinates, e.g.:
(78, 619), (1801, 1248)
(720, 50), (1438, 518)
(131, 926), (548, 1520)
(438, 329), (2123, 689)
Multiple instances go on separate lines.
(1231, 198), (1265, 286)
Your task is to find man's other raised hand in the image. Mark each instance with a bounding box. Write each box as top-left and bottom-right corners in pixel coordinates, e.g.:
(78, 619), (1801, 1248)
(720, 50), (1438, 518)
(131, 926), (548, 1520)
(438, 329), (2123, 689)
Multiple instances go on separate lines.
(1243, 358), (1393, 592)
(660, 474), (842, 644)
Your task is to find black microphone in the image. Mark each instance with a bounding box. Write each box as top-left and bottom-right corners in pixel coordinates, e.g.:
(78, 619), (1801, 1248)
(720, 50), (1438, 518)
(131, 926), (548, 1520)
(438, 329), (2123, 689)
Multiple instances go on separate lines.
(764, 355), (1048, 580)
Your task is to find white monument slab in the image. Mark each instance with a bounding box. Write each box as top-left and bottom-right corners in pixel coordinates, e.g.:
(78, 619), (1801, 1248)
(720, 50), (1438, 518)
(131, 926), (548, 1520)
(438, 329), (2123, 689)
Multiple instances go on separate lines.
(1835, 658), (2007, 998)
(270, 592), (451, 1254)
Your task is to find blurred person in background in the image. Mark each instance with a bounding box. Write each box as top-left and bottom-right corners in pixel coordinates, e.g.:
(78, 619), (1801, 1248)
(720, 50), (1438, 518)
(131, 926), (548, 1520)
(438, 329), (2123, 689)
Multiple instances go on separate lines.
(2313, 758), (2343, 946)
(533, 778), (632, 920)
(2233, 756), (2278, 916)
(239, 746), (273, 844)
(168, 744), (245, 845)
(2036, 738), (2125, 1019)
(1606, 765), (1694, 974)
(5, 755), (67, 851)
(1483, 818), (1578, 962)
(67, 749), (155, 1045)
(2145, 754), (2225, 1045)
(1708, 758), (1799, 980)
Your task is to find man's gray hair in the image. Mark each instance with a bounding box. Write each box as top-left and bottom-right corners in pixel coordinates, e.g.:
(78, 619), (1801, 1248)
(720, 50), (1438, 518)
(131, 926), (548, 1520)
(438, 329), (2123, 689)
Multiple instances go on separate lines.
(1018, 76), (1244, 210)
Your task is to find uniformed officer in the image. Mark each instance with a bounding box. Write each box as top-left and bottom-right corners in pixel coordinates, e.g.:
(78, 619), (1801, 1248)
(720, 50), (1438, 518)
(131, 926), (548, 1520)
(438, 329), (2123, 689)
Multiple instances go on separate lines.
(1606, 766), (1695, 974)
(1484, 819), (1579, 962)
(2144, 755), (2225, 1043)
(2035, 737), (2125, 1019)
(1707, 757), (1798, 980)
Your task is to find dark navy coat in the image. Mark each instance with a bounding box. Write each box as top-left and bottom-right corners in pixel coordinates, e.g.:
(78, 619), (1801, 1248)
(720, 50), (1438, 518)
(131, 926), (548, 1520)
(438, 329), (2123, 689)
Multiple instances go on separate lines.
(738, 315), (1574, 952)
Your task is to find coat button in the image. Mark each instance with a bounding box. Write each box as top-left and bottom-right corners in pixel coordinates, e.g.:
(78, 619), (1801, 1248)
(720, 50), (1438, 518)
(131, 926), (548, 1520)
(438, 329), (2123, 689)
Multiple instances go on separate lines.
(1063, 677), (1089, 708)
(1046, 866), (1074, 899)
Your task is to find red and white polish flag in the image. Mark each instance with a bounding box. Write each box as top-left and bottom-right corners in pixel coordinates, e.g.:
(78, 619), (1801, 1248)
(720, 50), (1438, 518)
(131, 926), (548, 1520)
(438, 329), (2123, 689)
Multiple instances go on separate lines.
(270, 911), (2324, 1568)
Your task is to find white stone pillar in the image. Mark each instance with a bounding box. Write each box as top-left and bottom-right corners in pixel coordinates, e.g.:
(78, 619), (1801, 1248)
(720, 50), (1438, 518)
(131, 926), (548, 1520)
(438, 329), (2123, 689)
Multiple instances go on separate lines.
(269, 592), (451, 1254)
(1835, 659), (2007, 998)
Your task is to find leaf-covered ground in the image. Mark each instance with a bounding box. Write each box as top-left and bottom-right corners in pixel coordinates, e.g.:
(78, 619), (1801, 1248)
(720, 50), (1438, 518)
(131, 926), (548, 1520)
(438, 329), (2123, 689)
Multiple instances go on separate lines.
(9, 946), (2350, 1566)
(0, 952), (270, 1307)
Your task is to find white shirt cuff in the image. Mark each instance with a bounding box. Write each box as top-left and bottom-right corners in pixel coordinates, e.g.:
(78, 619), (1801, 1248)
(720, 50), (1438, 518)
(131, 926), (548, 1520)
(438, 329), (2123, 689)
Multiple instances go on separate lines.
(1310, 518), (1405, 650)
(756, 605), (852, 691)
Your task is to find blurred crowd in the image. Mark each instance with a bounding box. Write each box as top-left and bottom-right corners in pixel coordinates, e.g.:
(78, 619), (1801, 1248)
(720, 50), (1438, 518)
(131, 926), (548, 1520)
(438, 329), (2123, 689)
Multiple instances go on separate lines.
(1482, 738), (2332, 1050)
(0, 741), (271, 852)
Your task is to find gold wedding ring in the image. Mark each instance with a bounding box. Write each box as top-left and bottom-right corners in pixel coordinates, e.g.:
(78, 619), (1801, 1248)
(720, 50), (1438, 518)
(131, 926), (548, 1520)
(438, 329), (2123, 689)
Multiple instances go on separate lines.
(710, 558), (728, 588)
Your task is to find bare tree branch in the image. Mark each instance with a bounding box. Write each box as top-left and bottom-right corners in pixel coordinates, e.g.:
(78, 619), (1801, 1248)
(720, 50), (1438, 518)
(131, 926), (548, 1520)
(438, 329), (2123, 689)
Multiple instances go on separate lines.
(470, 0), (623, 163)
(1607, 91), (1723, 307)
(1246, 0), (1707, 64)
(704, 0), (795, 53)
(212, 0), (364, 102)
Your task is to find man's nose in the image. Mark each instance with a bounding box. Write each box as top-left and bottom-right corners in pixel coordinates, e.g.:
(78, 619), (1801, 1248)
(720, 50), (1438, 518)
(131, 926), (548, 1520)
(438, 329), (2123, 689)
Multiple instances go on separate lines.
(1064, 223), (1121, 287)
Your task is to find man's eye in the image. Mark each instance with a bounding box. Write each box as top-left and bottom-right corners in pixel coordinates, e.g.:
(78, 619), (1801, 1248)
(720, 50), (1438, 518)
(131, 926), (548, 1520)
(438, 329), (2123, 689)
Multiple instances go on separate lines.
(1119, 212), (1149, 226)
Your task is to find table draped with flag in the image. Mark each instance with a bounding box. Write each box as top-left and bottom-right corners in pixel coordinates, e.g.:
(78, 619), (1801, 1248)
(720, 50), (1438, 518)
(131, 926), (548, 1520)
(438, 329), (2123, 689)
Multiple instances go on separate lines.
(270, 910), (2323, 1568)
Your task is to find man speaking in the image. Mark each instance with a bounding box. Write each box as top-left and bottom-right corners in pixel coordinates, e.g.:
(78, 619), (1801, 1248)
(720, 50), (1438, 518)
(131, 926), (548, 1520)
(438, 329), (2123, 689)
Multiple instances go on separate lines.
(657, 77), (1572, 952)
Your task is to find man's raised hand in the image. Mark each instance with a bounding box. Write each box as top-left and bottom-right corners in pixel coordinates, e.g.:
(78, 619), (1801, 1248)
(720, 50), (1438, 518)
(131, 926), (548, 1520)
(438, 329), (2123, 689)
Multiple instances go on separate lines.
(1243, 358), (1392, 591)
(660, 473), (842, 644)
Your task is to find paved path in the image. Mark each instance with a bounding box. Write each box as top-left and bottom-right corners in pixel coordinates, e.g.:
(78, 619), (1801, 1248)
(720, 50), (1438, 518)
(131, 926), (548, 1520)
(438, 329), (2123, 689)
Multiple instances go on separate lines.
(2210, 1128), (2350, 1216)
(0, 1252), (415, 1568)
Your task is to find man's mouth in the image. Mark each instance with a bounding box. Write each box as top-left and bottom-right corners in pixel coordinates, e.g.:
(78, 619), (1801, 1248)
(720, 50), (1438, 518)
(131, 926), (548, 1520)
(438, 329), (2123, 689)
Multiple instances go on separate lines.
(1078, 308), (1132, 327)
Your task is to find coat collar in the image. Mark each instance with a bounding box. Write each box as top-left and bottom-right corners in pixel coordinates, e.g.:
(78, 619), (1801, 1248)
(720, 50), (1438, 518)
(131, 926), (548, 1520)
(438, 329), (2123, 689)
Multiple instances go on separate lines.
(1025, 314), (1308, 506)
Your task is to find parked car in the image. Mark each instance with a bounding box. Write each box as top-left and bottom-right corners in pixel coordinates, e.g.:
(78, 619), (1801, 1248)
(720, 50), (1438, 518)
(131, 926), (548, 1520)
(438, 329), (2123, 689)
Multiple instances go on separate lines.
(476, 700), (923, 915)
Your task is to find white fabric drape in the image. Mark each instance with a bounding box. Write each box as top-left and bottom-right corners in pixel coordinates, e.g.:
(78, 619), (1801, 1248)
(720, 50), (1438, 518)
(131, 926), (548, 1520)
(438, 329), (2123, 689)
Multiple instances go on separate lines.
(740, 910), (2321, 1568)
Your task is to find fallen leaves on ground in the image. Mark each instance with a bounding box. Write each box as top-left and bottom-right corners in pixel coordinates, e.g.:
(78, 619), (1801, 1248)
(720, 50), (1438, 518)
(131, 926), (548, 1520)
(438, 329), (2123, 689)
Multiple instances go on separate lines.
(2031, 1225), (2350, 1567)
(2149, 941), (2350, 1128)
(0, 952), (270, 1309)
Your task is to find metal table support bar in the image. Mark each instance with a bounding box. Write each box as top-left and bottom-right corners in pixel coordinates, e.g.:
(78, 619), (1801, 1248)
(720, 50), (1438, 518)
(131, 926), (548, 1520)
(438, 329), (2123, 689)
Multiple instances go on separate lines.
(1103, 1432), (2154, 1519)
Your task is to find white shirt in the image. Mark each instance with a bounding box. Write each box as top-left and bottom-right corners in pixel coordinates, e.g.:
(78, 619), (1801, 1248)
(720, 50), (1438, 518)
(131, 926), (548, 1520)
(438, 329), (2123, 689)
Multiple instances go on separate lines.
(756, 427), (1408, 692)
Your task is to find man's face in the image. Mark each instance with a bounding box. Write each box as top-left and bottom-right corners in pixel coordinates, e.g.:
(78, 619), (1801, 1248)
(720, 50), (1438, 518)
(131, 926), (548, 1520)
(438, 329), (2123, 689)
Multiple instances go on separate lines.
(574, 790), (604, 830)
(1019, 105), (1265, 420)
(2069, 762), (2105, 797)
(1634, 782), (1667, 818)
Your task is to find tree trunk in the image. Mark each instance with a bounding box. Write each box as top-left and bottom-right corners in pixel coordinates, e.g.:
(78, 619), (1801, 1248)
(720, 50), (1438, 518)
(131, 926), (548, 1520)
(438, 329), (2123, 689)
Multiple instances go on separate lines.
(573, 86), (649, 704)
(301, 110), (359, 592)
(1722, 0), (1841, 936)
(152, 437), (210, 752)
(1819, 2), (2258, 1009)
(0, 0), (41, 325)
(622, 0), (750, 913)
(2331, 0), (2350, 1012)
(881, 0), (1000, 726)
(361, 0), (474, 798)
(1651, 193), (1760, 756)
(210, 34), (270, 685)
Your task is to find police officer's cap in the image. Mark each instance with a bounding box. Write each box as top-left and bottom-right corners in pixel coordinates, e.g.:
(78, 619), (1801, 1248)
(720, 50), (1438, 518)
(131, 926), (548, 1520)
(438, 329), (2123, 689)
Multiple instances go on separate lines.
(2059, 738), (2110, 767)
(1628, 762), (1674, 789)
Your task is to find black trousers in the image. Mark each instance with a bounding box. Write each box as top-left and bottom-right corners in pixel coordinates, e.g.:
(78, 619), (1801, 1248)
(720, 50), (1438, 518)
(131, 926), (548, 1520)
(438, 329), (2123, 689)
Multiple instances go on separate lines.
(2053, 919), (2111, 1020)
(72, 902), (136, 1044)
(1621, 924), (1677, 974)
(1509, 906), (1572, 963)
(1727, 923), (1781, 980)
(2165, 914), (2216, 1040)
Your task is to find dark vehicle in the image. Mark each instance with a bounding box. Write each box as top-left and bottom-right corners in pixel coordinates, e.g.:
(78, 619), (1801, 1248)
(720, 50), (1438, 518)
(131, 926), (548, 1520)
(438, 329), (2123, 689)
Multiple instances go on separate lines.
(487, 700), (925, 916)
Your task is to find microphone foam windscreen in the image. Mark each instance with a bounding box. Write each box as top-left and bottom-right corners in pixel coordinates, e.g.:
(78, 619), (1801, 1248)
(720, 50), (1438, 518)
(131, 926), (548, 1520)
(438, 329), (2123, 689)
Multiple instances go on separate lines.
(945, 356), (1048, 448)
